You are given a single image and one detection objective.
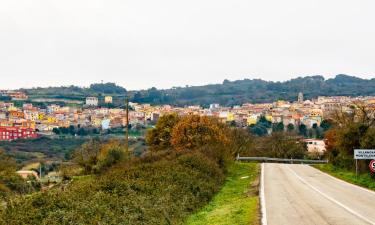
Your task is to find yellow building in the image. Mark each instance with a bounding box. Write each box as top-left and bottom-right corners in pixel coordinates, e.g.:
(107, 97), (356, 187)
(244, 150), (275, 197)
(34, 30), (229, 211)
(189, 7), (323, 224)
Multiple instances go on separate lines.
(104, 96), (113, 104)
(226, 113), (235, 122)
(247, 117), (257, 126)
(47, 117), (58, 124)
(38, 113), (45, 120)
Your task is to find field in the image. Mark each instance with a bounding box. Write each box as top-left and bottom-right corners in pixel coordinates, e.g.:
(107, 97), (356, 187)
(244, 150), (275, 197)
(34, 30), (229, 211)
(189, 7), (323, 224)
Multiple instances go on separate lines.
(185, 162), (260, 225)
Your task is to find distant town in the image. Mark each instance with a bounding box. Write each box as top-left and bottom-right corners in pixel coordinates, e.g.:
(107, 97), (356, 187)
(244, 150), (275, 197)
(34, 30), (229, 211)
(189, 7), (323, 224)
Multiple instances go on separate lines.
(1, 89), (374, 148)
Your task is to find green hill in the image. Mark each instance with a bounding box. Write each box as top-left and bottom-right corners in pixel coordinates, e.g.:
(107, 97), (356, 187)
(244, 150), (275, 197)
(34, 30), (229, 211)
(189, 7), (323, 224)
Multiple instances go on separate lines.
(20, 75), (375, 107)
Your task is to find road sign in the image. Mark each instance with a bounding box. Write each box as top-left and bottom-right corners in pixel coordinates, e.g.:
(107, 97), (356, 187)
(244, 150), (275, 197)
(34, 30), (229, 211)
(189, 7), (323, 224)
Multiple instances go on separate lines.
(354, 149), (375, 159)
(370, 160), (375, 173)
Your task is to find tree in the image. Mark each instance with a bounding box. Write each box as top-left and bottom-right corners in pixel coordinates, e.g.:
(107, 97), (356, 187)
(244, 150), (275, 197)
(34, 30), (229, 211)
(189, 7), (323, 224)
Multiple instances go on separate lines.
(298, 124), (308, 137)
(249, 124), (268, 136)
(320, 119), (332, 131)
(287, 123), (295, 132)
(261, 132), (306, 159)
(324, 104), (375, 170)
(229, 129), (254, 156)
(73, 139), (101, 173)
(77, 128), (88, 136)
(171, 115), (230, 151)
(146, 114), (180, 151)
(272, 122), (284, 132)
(52, 127), (60, 135)
(96, 140), (126, 171)
(248, 116), (271, 136)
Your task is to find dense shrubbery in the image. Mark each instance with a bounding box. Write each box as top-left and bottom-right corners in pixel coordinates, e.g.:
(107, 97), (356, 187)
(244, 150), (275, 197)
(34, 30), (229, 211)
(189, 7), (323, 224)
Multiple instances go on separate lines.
(0, 137), (85, 162)
(0, 150), (225, 224)
(72, 139), (128, 174)
(0, 149), (40, 199)
(0, 115), (240, 224)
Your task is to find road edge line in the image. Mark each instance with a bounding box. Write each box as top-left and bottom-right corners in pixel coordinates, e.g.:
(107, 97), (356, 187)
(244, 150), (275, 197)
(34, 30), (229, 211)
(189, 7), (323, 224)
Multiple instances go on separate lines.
(288, 166), (375, 225)
(309, 165), (375, 196)
(260, 163), (267, 225)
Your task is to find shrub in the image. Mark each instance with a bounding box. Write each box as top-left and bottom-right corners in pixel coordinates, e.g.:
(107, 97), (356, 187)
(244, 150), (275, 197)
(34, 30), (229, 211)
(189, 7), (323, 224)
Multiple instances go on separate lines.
(0, 151), (225, 224)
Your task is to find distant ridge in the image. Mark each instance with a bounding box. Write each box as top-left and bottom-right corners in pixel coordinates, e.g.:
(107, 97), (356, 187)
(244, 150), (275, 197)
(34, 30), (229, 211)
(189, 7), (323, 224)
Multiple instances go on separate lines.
(20, 74), (375, 106)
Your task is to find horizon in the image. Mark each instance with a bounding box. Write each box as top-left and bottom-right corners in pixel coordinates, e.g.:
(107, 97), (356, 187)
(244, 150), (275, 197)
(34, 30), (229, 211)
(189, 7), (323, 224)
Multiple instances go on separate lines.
(1, 73), (372, 91)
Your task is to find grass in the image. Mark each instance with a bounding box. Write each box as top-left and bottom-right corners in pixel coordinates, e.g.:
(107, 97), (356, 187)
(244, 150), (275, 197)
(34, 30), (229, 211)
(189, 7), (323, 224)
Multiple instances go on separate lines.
(314, 164), (375, 191)
(185, 162), (260, 225)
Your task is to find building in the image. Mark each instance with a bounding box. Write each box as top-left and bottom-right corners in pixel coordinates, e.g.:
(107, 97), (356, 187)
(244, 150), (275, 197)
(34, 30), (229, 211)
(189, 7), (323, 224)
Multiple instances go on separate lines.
(16, 170), (39, 180)
(298, 92), (304, 103)
(104, 96), (113, 104)
(210, 103), (220, 110)
(0, 127), (37, 141)
(304, 139), (326, 154)
(8, 91), (28, 101)
(86, 97), (98, 106)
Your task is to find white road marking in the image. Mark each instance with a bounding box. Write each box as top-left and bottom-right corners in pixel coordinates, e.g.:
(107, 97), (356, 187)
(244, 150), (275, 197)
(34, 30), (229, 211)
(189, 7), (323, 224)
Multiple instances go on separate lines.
(287, 166), (375, 225)
(261, 163), (268, 225)
(310, 165), (375, 196)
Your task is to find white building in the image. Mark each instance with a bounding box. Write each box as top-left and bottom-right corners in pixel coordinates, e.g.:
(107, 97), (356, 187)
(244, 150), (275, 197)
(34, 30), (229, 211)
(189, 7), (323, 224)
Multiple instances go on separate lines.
(210, 103), (220, 110)
(304, 139), (326, 154)
(86, 97), (98, 106)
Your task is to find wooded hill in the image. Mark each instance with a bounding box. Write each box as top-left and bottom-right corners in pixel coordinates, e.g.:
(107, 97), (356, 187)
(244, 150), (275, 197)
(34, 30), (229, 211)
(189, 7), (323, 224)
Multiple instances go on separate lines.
(20, 74), (375, 107)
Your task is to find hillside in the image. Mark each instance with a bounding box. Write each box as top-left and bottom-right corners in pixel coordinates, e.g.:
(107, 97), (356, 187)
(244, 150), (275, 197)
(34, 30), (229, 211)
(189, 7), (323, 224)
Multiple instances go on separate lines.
(20, 75), (375, 106)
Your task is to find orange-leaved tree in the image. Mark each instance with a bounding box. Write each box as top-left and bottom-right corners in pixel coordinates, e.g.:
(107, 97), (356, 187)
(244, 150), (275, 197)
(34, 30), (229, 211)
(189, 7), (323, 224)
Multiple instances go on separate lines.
(146, 113), (180, 151)
(170, 115), (230, 151)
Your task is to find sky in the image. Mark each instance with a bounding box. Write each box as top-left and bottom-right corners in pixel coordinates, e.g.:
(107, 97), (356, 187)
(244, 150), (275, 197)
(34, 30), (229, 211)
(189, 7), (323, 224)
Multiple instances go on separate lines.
(1, 0), (375, 90)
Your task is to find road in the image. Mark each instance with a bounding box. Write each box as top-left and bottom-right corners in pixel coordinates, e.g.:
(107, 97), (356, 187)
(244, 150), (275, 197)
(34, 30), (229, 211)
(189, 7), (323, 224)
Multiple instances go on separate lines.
(262, 163), (375, 225)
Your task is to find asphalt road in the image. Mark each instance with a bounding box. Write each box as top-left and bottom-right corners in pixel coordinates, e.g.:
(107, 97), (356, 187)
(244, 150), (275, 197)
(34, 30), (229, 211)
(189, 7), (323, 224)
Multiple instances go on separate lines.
(262, 163), (375, 225)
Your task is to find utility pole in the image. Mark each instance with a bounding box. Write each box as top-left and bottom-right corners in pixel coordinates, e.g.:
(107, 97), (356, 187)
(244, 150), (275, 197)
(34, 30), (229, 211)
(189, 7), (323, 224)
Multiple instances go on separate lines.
(125, 97), (129, 152)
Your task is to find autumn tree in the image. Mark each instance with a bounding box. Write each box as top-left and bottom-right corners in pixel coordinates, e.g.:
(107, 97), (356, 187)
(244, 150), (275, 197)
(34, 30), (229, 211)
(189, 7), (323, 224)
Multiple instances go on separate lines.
(170, 115), (230, 151)
(146, 113), (180, 151)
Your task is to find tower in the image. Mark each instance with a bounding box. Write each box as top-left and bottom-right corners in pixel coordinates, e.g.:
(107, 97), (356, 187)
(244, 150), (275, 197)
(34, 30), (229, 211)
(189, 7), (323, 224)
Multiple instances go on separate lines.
(298, 92), (304, 103)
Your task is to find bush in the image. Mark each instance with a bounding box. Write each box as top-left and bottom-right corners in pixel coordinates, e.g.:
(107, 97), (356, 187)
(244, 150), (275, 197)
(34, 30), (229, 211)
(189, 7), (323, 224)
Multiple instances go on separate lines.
(0, 151), (225, 224)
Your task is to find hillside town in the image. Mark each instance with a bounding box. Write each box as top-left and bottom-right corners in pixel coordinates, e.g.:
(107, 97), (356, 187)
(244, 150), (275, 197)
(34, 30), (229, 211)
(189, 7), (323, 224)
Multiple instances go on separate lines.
(1, 91), (375, 144)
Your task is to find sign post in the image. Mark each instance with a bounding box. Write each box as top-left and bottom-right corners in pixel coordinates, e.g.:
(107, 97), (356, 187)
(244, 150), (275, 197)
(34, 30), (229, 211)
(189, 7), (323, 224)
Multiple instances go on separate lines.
(354, 149), (375, 178)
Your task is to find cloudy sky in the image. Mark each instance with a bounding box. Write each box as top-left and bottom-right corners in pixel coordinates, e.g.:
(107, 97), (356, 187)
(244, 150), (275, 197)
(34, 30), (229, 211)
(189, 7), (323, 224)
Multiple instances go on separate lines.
(1, 0), (375, 90)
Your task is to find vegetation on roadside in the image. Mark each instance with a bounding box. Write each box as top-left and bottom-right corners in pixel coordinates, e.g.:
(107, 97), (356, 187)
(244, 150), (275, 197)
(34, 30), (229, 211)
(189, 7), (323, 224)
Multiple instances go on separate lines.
(324, 104), (375, 172)
(0, 114), (252, 224)
(315, 103), (375, 188)
(186, 162), (260, 225)
(314, 164), (375, 191)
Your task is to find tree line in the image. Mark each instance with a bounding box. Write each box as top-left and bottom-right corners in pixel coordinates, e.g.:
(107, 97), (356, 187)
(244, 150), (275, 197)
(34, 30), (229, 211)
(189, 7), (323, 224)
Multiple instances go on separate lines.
(20, 74), (375, 107)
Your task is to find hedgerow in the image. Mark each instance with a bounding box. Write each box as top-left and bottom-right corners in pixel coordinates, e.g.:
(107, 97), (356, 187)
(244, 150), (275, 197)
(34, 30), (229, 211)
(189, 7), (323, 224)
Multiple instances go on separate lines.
(0, 151), (225, 225)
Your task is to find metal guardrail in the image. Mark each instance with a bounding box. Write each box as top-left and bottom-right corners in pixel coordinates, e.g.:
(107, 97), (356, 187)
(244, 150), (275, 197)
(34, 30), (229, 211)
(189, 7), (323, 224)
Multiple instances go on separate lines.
(236, 156), (328, 164)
